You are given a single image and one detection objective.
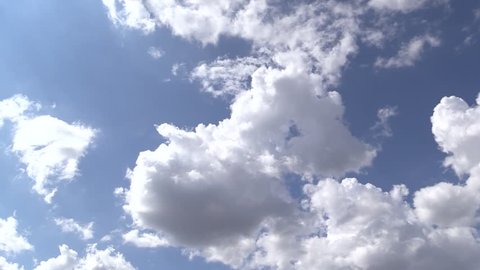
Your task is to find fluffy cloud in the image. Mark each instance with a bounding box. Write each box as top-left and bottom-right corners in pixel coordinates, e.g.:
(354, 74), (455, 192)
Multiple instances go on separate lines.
(413, 95), (480, 228)
(0, 95), (96, 203)
(0, 257), (24, 270)
(122, 229), (168, 248)
(0, 94), (37, 127)
(124, 65), (375, 250)
(54, 218), (94, 241)
(34, 245), (78, 270)
(34, 244), (135, 270)
(99, 1), (480, 270)
(276, 178), (480, 270)
(0, 216), (33, 255)
(375, 35), (441, 68)
(431, 95), (480, 175)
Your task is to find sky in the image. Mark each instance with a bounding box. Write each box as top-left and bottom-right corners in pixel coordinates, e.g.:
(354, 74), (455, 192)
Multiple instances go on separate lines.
(0, 0), (480, 269)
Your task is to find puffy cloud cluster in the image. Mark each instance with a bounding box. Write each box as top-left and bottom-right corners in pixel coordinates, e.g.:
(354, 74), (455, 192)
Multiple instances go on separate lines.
(413, 95), (480, 228)
(0, 95), (96, 203)
(34, 244), (135, 270)
(124, 65), (375, 253)
(98, 1), (480, 270)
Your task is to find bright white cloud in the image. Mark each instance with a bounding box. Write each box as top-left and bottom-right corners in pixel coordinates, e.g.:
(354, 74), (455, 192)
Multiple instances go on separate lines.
(54, 218), (94, 241)
(98, 1), (480, 270)
(375, 35), (441, 68)
(147, 46), (164, 59)
(0, 95), (96, 203)
(261, 178), (480, 270)
(431, 95), (480, 175)
(0, 216), (33, 255)
(34, 245), (78, 270)
(34, 244), (135, 270)
(124, 65), (375, 251)
(122, 229), (169, 248)
(413, 95), (480, 228)
(0, 257), (24, 270)
(0, 94), (37, 128)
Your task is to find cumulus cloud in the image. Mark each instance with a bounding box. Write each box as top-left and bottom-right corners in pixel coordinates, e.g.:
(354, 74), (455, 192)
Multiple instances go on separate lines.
(0, 95), (96, 203)
(98, 1), (480, 270)
(248, 178), (480, 270)
(431, 95), (480, 175)
(0, 257), (24, 270)
(413, 95), (480, 229)
(124, 65), (375, 250)
(0, 216), (33, 255)
(375, 35), (441, 68)
(122, 229), (168, 248)
(54, 218), (94, 241)
(34, 244), (135, 270)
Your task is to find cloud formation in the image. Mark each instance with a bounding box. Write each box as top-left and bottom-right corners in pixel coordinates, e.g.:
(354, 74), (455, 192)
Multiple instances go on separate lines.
(34, 244), (135, 270)
(54, 218), (94, 241)
(97, 1), (480, 270)
(0, 95), (96, 203)
(0, 216), (33, 255)
(0, 257), (23, 270)
(375, 35), (441, 68)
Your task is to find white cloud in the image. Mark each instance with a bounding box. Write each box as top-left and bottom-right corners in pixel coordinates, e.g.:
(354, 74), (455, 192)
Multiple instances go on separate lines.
(147, 46), (164, 59)
(413, 95), (480, 229)
(0, 257), (24, 270)
(191, 56), (265, 97)
(122, 229), (169, 248)
(97, 2), (480, 270)
(369, 0), (446, 12)
(101, 0), (155, 33)
(431, 95), (480, 175)
(34, 245), (78, 270)
(375, 35), (441, 68)
(0, 95), (96, 203)
(124, 65), (375, 251)
(54, 218), (94, 241)
(372, 106), (398, 137)
(0, 216), (33, 255)
(34, 244), (135, 270)
(0, 94), (37, 128)
(171, 62), (186, 77)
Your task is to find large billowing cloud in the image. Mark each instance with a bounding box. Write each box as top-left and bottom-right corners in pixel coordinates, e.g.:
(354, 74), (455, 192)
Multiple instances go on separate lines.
(97, 1), (480, 270)
(34, 244), (135, 270)
(124, 65), (376, 251)
(0, 95), (96, 203)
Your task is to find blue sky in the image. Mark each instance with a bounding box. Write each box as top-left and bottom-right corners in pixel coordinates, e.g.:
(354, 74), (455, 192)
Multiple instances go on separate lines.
(1, 0), (480, 269)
